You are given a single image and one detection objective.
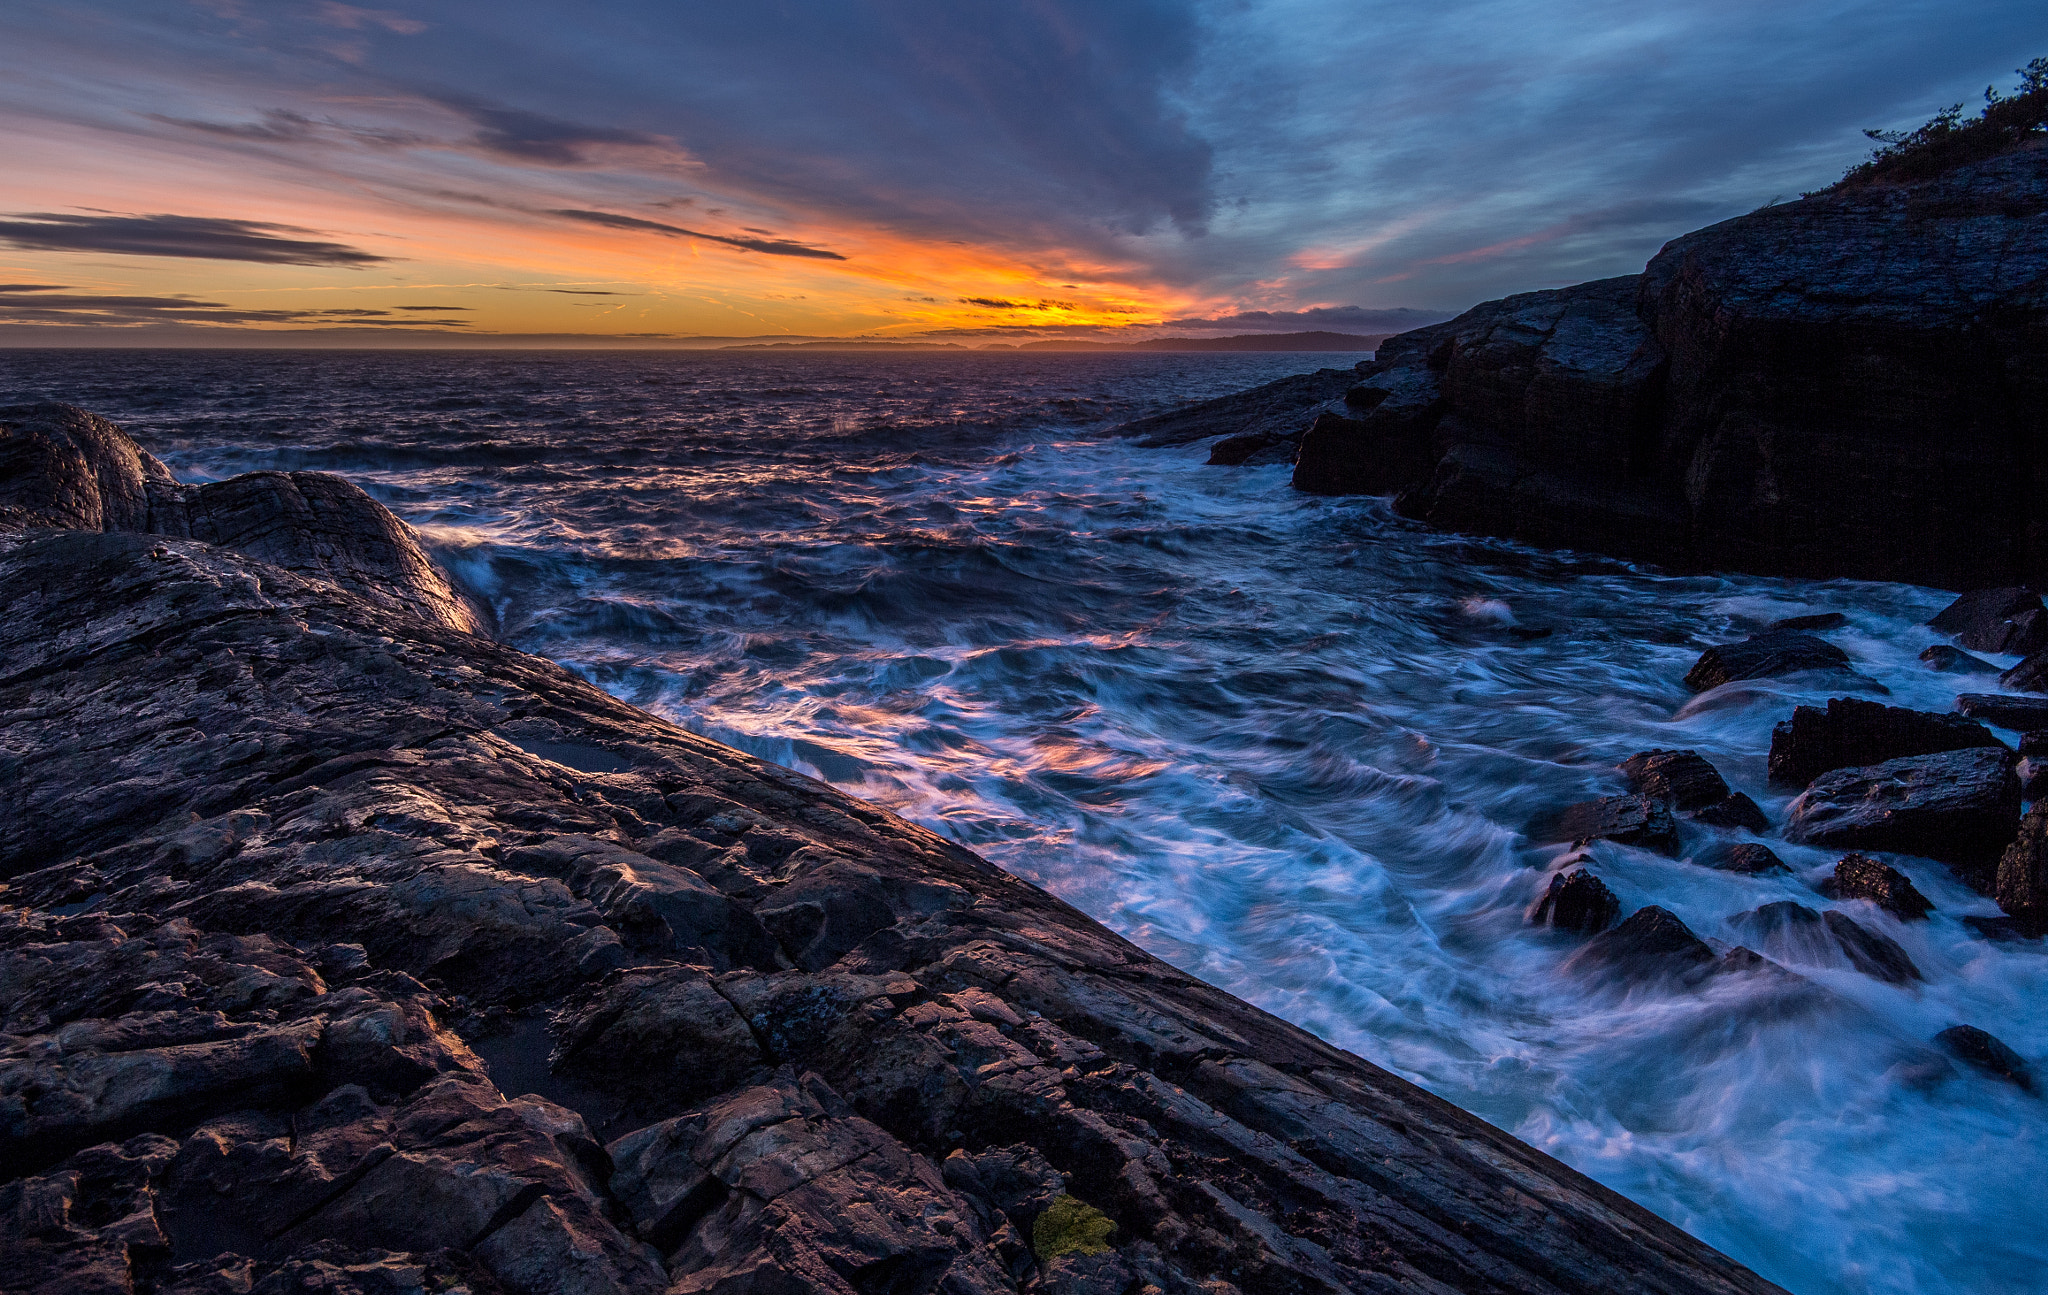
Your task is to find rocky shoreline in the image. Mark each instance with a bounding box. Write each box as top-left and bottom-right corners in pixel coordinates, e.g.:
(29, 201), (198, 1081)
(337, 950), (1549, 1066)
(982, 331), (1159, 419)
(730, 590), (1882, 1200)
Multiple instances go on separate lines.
(0, 406), (1793, 1294)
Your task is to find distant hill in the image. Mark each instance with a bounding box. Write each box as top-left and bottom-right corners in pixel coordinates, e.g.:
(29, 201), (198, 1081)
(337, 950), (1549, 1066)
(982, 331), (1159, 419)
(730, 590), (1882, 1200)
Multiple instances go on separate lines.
(1012, 331), (1386, 352)
(720, 341), (968, 351)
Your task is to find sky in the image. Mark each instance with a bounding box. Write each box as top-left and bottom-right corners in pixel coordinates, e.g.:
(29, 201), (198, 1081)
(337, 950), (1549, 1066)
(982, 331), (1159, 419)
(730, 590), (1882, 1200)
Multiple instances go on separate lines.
(1, 0), (2042, 345)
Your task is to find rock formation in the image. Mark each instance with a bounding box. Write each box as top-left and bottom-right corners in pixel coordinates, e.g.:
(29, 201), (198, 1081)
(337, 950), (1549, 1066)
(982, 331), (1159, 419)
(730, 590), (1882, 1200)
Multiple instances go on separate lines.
(1137, 145), (2048, 587)
(0, 413), (1787, 1293)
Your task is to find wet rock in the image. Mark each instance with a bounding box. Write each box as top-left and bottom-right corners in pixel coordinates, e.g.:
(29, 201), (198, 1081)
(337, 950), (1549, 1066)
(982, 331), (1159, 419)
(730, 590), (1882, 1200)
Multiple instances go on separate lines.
(1919, 644), (2001, 675)
(1529, 868), (1622, 934)
(1618, 748), (1730, 810)
(1540, 794), (1680, 856)
(1710, 842), (1791, 874)
(1825, 853), (1934, 921)
(1954, 693), (2048, 732)
(1116, 367), (1358, 448)
(1769, 612), (1848, 632)
(1934, 1026), (2036, 1093)
(1767, 697), (2004, 789)
(1995, 802), (2048, 935)
(1786, 747), (2021, 883)
(1727, 902), (1921, 985)
(1963, 914), (2034, 942)
(1206, 431), (1289, 466)
(1684, 631), (1851, 692)
(2000, 648), (2048, 694)
(1290, 364), (1446, 497)
(1692, 793), (1770, 834)
(1562, 906), (1716, 984)
(1927, 588), (2048, 656)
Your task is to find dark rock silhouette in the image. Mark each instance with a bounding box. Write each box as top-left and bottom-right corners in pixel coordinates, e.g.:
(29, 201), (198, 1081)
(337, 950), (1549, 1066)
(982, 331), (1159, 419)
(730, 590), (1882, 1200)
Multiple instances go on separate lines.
(1787, 747), (2020, 884)
(1710, 842), (1791, 874)
(1562, 906), (1717, 984)
(1531, 867), (1623, 933)
(1996, 802), (2048, 934)
(1928, 588), (2048, 655)
(2000, 647), (2048, 693)
(1768, 612), (1848, 632)
(1920, 645), (2001, 675)
(1826, 853), (1935, 921)
(1934, 1025), (2036, 1092)
(0, 414), (1790, 1294)
(1684, 632), (1851, 691)
(1620, 749), (1731, 810)
(1257, 146), (2048, 587)
(1692, 793), (1771, 833)
(1767, 697), (2004, 789)
(1956, 693), (2048, 730)
(1541, 794), (1682, 855)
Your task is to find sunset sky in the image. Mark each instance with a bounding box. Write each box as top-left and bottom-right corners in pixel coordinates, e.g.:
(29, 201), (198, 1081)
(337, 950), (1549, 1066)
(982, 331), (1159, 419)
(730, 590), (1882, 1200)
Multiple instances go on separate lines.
(2, 0), (2042, 345)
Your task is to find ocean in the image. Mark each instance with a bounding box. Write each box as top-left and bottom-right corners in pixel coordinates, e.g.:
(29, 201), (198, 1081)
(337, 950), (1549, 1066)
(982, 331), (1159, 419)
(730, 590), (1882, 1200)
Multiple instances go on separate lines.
(7, 346), (2042, 1295)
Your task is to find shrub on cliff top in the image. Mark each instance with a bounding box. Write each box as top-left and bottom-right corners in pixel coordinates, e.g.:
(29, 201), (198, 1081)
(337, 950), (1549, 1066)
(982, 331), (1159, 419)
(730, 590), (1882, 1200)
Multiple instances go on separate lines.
(1032, 1195), (1115, 1261)
(1833, 58), (2048, 188)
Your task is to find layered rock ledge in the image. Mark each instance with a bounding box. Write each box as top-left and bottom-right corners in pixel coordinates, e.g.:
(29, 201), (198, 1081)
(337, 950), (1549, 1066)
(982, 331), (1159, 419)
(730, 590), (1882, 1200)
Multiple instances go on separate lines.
(0, 409), (1786, 1293)
(1135, 143), (2048, 588)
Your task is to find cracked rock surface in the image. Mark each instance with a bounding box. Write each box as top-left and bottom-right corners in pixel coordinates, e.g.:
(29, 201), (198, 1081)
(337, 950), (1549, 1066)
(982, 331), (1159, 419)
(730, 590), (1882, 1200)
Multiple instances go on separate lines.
(0, 434), (1785, 1292)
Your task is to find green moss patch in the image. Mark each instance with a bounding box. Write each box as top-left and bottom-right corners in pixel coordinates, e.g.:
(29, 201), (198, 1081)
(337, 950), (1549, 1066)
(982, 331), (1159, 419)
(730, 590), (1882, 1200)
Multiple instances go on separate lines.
(1032, 1194), (1116, 1262)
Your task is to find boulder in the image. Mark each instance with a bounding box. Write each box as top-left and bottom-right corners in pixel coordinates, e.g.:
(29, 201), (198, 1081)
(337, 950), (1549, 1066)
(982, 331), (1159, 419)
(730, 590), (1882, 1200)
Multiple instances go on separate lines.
(1691, 793), (1770, 833)
(1539, 794), (1680, 856)
(1769, 612), (1848, 632)
(1726, 901), (1921, 985)
(1767, 697), (2004, 789)
(1529, 868), (1621, 934)
(1291, 360), (1446, 496)
(1709, 842), (1791, 874)
(1786, 747), (2021, 883)
(1919, 645), (2001, 675)
(1684, 632), (1851, 692)
(2000, 648), (2048, 694)
(1617, 748), (1730, 809)
(1995, 802), (2048, 935)
(1560, 906), (1716, 984)
(1956, 693), (2048, 730)
(1824, 853), (1934, 921)
(1933, 1026), (2036, 1093)
(1927, 588), (2048, 656)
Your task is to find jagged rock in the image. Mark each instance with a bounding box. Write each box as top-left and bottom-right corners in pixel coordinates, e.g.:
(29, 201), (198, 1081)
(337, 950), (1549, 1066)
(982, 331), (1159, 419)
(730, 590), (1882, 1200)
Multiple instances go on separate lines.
(1927, 588), (2048, 656)
(1825, 853), (1935, 921)
(1684, 632), (1851, 692)
(1769, 612), (1848, 632)
(1709, 842), (1791, 874)
(1540, 794), (1681, 855)
(0, 402), (485, 635)
(1956, 693), (2048, 730)
(1206, 431), (1288, 466)
(1920, 645), (2001, 675)
(0, 448), (1792, 1292)
(1768, 697), (2005, 789)
(1618, 749), (1731, 810)
(1529, 868), (1622, 933)
(1934, 1026), (2036, 1093)
(1268, 147), (2048, 587)
(1291, 363), (1449, 497)
(1996, 803), (2048, 935)
(1726, 902), (1921, 985)
(1786, 747), (2021, 883)
(2001, 648), (2048, 694)
(1117, 368), (1358, 448)
(1692, 794), (1771, 834)
(1561, 906), (1717, 984)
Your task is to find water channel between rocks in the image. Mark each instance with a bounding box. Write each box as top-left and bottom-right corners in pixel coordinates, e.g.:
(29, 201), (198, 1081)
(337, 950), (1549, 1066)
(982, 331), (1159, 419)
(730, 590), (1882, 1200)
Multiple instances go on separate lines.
(7, 347), (2042, 1295)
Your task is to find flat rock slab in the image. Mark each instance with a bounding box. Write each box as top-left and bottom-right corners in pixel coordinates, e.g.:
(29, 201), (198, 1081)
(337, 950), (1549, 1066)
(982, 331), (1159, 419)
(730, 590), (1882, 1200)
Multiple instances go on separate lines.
(1619, 749), (1731, 810)
(1927, 587), (2048, 656)
(0, 512), (1791, 1290)
(1540, 794), (1682, 856)
(1768, 697), (2003, 789)
(1956, 693), (2048, 730)
(1786, 747), (2020, 882)
(1684, 632), (1850, 692)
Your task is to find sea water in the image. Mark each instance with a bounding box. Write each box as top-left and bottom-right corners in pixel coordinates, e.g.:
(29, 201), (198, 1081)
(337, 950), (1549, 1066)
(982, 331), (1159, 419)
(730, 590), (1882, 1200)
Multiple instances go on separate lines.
(6, 347), (2041, 1295)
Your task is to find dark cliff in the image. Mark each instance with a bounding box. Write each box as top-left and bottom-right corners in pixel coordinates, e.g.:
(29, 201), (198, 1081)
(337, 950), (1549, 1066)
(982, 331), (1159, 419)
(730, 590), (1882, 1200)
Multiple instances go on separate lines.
(0, 407), (1787, 1294)
(1201, 144), (2048, 587)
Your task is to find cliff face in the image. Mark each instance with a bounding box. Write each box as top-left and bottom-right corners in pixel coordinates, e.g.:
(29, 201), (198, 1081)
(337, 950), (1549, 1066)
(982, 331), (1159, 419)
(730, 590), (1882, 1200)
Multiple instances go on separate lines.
(0, 411), (1786, 1294)
(1288, 144), (2048, 587)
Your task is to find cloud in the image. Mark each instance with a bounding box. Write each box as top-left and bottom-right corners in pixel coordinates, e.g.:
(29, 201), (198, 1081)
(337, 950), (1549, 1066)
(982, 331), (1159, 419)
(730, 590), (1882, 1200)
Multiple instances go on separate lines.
(959, 297), (1081, 311)
(552, 209), (846, 259)
(0, 213), (391, 265)
(428, 93), (668, 165)
(1158, 306), (1455, 333)
(0, 284), (466, 327)
(149, 109), (430, 149)
(544, 288), (629, 295)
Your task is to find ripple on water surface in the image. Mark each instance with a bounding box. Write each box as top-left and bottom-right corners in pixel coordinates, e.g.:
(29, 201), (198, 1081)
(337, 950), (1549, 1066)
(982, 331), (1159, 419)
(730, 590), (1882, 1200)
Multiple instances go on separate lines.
(7, 347), (2044, 1295)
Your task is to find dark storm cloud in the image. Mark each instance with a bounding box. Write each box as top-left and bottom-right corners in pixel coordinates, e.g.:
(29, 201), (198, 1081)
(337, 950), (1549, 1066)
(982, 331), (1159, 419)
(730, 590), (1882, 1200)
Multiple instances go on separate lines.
(0, 284), (466, 327)
(552, 209), (847, 260)
(0, 214), (390, 265)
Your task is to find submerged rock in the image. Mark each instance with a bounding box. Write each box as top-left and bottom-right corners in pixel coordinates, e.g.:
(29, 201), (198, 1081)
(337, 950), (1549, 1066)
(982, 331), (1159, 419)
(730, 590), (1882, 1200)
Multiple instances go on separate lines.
(1727, 902), (1921, 985)
(1768, 612), (1848, 632)
(1826, 853), (1935, 921)
(1767, 697), (2004, 790)
(1541, 794), (1681, 856)
(1530, 868), (1622, 934)
(1934, 1026), (2036, 1093)
(1684, 632), (1851, 692)
(1927, 588), (2048, 656)
(0, 414), (1793, 1294)
(1786, 747), (2020, 884)
(1919, 644), (2002, 675)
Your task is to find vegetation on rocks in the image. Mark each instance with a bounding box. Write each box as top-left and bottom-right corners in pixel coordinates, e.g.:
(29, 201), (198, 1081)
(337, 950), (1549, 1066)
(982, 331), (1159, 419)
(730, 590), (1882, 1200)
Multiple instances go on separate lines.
(1836, 57), (2048, 188)
(1031, 1195), (1116, 1262)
